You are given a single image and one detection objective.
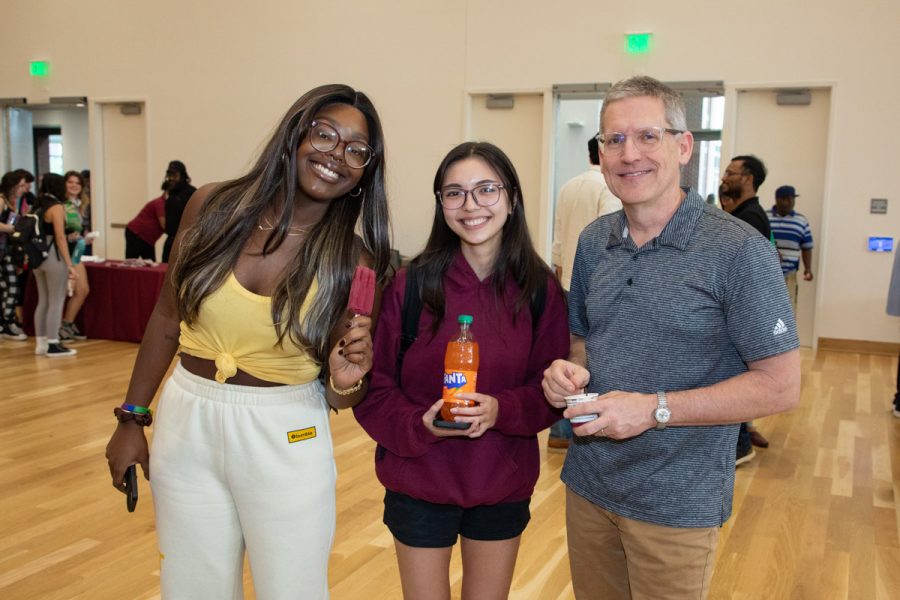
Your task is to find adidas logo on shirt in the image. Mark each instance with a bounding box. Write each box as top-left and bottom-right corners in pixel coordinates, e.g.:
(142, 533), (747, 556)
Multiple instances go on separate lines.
(773, 318), (788, 336)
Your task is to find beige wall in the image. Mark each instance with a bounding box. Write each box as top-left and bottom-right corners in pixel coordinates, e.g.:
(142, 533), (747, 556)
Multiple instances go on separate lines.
(2, 0), (898, 344)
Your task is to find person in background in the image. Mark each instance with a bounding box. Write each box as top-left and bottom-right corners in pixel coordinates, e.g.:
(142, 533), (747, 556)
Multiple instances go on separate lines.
(768, 184), (814, 310)
(548, 135), (622, 451)
(125, 179), (167, 261)
(80, 169), (91, 197)
(720, 155), (770, 239)
(78, 169), (94, 255)
(0, 172), (28, 340)
(543, 76), (799, 600)
(59, 171), (91, 341)
(33, 173), (79, 356)
(354, 142), (568, 600)
(10, 169), (36, 325)
(720, 153), (772, 456)
(105, 84), (391, 599)
(718, 185), (738, 214)
(887, 247), (900, 419)
(161, 160), (196, 263)
(12, 168), (35, 215)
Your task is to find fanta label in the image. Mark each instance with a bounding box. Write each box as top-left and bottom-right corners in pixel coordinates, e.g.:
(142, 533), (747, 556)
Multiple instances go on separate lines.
(442, 369), (477, 399)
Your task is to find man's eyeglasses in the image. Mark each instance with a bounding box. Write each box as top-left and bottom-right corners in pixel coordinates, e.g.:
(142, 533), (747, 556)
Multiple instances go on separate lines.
(308, 121), (374, 169)
(596, 127), (684, 154)
(437, 183), (506, 210)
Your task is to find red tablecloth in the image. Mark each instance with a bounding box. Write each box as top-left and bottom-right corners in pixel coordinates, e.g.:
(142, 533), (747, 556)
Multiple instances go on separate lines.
(23, 260), (168, 343)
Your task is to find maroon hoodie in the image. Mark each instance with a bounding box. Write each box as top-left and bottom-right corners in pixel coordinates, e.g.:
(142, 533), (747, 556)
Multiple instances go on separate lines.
(353, 251), (569, 507)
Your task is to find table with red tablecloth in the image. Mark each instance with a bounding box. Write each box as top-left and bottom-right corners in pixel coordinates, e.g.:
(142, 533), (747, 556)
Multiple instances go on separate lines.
(23, 260), (168, 343)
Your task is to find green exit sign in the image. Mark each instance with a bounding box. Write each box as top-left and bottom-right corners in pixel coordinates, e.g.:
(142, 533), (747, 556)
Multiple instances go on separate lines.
(30, 60), (50, 77)
(625, 33), (652, 54)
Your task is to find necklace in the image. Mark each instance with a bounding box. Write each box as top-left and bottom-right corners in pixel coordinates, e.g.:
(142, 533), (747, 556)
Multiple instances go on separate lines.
(257, 215), (310, 236)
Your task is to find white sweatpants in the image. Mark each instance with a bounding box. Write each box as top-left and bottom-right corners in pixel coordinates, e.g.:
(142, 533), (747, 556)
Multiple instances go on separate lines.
(150, 363), (336, 600)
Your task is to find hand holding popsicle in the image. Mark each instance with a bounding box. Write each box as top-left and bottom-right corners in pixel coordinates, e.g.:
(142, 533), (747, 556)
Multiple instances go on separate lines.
(347, 265), (376, 316)
(327, 265), (378, 402)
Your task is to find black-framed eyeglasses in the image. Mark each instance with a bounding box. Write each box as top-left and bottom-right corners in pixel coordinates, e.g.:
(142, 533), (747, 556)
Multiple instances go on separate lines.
(308, 120), (374, 169)
(436, 182), (507, 210)
(597, 127), (684, 154)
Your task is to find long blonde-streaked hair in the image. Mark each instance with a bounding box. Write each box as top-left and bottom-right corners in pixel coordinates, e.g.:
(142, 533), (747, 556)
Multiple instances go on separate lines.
(172, 84), (391, 363)
(63, 170), (90, 216)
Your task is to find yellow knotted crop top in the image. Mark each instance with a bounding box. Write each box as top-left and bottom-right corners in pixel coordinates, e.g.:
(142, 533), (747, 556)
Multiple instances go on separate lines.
(179, 273), (321, 384)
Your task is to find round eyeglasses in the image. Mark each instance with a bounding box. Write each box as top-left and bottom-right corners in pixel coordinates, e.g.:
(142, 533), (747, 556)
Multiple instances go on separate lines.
(596, 127), (684, 154)
(308, 120), (374, 169)
(437, 183), (506, 210)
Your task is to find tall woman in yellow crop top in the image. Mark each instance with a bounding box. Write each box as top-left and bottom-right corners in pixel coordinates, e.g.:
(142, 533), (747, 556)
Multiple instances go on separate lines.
(104, 85), (391, 600)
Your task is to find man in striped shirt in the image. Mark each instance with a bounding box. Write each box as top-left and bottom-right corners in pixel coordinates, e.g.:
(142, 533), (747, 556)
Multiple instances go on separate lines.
(768, 185), (814, 309)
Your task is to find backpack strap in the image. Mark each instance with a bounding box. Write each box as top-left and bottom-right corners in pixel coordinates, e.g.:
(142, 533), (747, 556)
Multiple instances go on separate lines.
(395, 266), (547, 376)
(396, 264), (422, 378)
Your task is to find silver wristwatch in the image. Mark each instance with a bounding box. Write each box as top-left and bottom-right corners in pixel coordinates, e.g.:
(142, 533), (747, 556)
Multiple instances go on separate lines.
(654, 391), (671, 430)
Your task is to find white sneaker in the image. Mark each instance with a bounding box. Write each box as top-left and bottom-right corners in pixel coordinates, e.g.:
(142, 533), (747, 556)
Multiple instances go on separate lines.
(34, 337), (49, 355)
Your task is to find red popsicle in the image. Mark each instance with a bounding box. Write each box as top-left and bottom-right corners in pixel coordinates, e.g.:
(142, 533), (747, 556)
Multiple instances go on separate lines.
(347, 265), (376, 316)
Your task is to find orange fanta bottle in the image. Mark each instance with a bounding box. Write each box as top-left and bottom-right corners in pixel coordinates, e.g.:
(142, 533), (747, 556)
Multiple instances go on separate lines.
(441, 315), (479, 422)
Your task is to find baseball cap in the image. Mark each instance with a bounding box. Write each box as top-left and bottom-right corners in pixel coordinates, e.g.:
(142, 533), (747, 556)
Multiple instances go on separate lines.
(775, 185), (798, 198)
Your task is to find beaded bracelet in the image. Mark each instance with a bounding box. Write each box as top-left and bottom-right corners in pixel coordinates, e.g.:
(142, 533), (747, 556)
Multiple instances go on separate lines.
(114, 404), (154, 427)
(329, 375), (364, 396)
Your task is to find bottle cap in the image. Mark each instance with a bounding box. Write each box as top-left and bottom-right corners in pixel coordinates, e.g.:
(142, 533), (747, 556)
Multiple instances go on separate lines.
(458, 315), (473, 324)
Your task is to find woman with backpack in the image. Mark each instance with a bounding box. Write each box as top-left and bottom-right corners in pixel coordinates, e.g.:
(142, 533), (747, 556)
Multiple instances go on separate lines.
(353, 142), (569, 600)
(32, 173), (79, 356)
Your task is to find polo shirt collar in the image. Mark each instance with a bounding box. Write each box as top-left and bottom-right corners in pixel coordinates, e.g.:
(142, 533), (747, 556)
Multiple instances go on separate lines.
(770, 206), (796, 217)
(607, 187), (704, 251)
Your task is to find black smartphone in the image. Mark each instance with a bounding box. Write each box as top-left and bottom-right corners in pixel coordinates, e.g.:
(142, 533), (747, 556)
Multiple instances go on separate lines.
(433, 419), (471, 430)
(124, 464), (138, 512)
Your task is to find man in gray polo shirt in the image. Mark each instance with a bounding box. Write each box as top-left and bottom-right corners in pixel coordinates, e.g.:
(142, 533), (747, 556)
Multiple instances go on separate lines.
(542, 76), (800, 599)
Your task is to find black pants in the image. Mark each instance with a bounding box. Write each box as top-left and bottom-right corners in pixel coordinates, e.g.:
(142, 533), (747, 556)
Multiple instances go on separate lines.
(125, 228), (157, 261)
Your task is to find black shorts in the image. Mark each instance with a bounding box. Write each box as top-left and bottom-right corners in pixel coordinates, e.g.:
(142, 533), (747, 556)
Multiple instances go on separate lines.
(383, 489), (531, 548)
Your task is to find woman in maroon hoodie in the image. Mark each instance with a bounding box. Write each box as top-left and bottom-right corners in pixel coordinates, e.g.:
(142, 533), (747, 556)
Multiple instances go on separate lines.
(354, 142), (569, 600)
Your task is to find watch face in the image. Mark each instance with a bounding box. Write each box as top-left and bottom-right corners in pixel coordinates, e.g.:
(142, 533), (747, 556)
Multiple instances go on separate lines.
(655, 407), (671, 423)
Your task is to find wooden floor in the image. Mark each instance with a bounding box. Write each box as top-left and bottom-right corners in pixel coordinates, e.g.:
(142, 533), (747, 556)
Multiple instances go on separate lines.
(1, 340), (899, 599)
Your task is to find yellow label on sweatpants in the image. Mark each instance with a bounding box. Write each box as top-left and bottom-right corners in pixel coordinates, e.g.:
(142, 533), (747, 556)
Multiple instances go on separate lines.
(287, 427), (317, 443)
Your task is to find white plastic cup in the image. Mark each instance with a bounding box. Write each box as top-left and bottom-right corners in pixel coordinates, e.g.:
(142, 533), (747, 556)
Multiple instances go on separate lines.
(565, 393), (599, 423)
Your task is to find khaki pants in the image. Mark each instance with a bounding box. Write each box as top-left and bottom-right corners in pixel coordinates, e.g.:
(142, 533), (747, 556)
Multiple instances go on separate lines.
(784, 271), (798, 311)
(566, 488), (718, 600)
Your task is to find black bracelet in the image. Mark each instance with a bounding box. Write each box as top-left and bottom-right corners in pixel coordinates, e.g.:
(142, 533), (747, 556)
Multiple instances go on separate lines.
(114, 406), (154, 427)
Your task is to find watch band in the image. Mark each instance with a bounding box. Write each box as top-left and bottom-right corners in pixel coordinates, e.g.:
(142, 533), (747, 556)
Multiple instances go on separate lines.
(655, 390), (670, 430)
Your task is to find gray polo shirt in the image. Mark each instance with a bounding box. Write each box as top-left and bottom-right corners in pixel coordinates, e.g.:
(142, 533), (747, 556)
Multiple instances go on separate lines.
(563, 189), (798, 528)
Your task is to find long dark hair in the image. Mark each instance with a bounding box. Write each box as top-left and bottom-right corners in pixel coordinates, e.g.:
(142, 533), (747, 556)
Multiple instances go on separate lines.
(38, 173), (66, 206)
(0, 171), (21, 200)
(172, 84), (391, 362)
(411, 141), (553, 333)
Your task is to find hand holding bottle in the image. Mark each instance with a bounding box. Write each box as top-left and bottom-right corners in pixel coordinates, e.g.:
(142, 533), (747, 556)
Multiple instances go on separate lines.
(440, 315), (479, 423)
(447, 392), (498, 438)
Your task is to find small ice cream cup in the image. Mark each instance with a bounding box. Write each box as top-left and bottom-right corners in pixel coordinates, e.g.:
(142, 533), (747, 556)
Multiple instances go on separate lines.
(565, 393), (599, 423)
